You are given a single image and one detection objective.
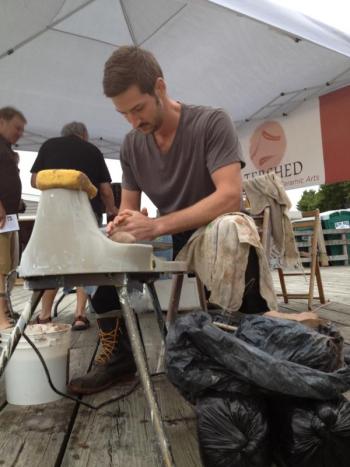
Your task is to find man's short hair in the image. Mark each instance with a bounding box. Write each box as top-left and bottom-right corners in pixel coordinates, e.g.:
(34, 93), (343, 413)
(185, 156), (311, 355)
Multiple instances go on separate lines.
(61, 122), (88, 138)
(0, 106), (27, 123)
(103, 46), (163, 97)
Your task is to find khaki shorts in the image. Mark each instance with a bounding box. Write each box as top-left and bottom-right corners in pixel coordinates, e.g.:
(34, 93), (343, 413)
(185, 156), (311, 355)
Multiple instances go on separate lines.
(0, 231), (18, 275)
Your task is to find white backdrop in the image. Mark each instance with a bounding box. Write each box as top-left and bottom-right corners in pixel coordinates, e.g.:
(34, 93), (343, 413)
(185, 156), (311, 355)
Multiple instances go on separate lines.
(1, 0), (350, 158)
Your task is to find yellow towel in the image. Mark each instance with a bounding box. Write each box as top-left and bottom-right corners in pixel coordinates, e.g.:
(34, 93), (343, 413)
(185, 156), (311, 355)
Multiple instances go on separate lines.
(36, 169), (97, 199)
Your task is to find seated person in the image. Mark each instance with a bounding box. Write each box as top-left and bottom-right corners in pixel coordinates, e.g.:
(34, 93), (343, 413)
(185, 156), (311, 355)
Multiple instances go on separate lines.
(68, 46), (273, 394)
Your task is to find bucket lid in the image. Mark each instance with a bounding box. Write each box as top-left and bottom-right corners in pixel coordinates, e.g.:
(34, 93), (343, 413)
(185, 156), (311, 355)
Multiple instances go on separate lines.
(1, 323), (71, 338)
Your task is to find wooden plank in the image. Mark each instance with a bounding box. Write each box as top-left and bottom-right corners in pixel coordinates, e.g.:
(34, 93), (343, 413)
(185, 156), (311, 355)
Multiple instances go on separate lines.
(325, 255), (348, 263)
(137, 312), (200, 464)
(277, 300), (350, 344)
(62, 310), (163, 466)
(320, 302), (350, 314)
(62, 384), (162, 467)
(3, 268), (350, 467)
(0, 400), (76, 467)
(0, 290), (98, 467)
(278, 302), (311, 313)
(62, 376), (201, 467)
(294, 230), (313, 236)
(293, 227), (349, 267)
(69, 345), (97, 381)
(325, 238), (350, 249)
(63, 311), (201, 467)
(317, 309), (350, 326)
(295, 241), (311, 247)
(9, 287), (32, 312)
(272, 266), (350, 306)
(0, 343), (97, 467)
(0, 380), (7, 410)
(323, 228), (350, 235)
(278, 300), (350, 319)
(155, 377), (201, 467)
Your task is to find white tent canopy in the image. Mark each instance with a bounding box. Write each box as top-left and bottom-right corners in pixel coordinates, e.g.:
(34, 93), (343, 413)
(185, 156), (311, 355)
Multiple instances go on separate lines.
(1, 0), (350, 159)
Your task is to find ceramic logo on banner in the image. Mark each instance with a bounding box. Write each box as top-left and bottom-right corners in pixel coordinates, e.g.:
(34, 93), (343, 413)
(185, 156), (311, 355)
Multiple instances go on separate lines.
(238, 99), (325, 189)
(249, 121), (287, 171)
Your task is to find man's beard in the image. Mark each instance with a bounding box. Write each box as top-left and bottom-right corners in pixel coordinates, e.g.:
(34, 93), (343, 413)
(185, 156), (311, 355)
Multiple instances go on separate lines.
(137, 95), (163, 134)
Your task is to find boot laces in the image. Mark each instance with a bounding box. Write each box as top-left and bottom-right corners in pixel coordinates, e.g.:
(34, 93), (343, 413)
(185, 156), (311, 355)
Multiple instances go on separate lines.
(95, 319), (120, 365)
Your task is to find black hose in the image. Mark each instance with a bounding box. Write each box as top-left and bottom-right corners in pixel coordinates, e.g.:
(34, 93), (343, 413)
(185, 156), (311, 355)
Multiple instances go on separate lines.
(22, 332), (164, 412)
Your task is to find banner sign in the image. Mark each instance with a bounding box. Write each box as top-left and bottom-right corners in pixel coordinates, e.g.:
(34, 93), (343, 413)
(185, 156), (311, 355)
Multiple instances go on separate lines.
(238, 85), (350, 189)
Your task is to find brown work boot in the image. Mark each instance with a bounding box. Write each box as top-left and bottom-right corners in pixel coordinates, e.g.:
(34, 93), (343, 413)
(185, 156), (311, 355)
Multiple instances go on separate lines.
(68, 317), (137, 395)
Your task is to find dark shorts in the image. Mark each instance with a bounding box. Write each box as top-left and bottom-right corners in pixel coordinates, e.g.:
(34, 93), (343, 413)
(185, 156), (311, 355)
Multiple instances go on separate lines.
(0, 232), (16, 274)
(172, 230), (196, 259)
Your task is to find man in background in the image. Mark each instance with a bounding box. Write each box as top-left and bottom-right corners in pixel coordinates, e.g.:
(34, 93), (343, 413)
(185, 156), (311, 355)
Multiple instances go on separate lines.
(31, 121), (118, 330)
(0, 106), (26, 330)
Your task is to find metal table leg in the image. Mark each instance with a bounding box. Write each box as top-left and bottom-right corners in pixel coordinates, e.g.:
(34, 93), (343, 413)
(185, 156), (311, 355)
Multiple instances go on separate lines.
(146, 282), (167, 341)
(117, 279), (176, 467)
(167, 274), (183, 325)
(0, 289), (43, 377)
(155, 274), (184, 373)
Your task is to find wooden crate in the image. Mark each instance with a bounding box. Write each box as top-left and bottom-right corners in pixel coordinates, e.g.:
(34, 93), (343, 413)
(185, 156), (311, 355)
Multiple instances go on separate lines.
(294, 227), (350, 266)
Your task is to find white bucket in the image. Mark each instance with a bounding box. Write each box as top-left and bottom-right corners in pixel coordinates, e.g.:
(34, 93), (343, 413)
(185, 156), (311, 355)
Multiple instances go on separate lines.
(0, 323), (71, 405)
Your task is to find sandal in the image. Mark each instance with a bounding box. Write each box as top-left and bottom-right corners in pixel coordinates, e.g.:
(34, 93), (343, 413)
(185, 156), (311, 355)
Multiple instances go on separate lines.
(72, 315), (90, 331)
(34, 316), (52, 324)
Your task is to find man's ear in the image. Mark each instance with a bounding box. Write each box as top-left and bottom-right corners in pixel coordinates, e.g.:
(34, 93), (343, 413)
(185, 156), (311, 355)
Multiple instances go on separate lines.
(154, 77), (166, 97)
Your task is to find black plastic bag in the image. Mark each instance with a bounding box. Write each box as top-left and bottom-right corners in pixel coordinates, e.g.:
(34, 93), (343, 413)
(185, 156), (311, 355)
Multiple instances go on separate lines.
(235, 315), (343, 372)
(269, 396), (350, 467)
(196, 395), (272, 467)
(166, 312), (255, 402)
(166, 312), (350, 401)
(318, 321), (344, 369)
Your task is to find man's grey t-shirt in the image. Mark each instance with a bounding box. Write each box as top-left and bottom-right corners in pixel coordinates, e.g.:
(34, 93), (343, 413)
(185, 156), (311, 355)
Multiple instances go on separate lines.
(120, 104), (245, 215)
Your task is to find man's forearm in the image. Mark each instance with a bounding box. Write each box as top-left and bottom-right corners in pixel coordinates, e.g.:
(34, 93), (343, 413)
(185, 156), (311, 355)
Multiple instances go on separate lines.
(110, 165), (243, 241)
(107, 190), (240, 242)
(154, 188), (241, 236)
(118, 189), (141, 212)
(99, 183), (117, 216)
(101, 193), (117, 215)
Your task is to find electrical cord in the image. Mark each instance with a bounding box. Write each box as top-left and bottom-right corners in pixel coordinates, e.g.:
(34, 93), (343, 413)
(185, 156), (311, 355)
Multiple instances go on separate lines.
(22, 331), (165, 413)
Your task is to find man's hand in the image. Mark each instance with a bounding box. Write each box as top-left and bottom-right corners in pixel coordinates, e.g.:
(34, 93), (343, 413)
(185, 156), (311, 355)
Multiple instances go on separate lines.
(0, 202), (6, 229)
(106, 209), (159, 241)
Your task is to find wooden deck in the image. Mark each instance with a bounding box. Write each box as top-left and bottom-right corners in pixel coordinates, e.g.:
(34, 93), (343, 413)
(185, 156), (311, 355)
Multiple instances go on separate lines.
(0, 265), (349, 467)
